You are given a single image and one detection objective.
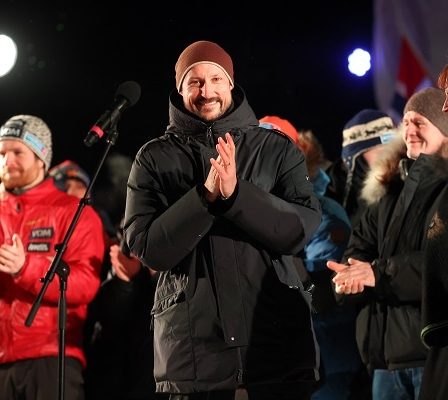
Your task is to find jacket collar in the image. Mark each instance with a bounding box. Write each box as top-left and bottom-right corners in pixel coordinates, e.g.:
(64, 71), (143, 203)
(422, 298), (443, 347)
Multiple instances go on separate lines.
(166, 85), (259, 143)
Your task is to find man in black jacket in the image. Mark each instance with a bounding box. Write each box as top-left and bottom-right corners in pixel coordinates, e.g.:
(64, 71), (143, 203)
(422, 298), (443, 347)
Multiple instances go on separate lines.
(123, 40), (322, 400)
(327, 87), (448, 400)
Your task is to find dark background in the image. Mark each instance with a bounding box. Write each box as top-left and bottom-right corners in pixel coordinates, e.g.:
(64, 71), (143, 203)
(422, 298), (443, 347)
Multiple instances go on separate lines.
(0, 1), (375, 181)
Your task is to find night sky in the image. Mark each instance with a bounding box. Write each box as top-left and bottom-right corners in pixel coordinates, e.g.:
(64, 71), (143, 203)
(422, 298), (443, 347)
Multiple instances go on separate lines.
(0, 1), (374, 180)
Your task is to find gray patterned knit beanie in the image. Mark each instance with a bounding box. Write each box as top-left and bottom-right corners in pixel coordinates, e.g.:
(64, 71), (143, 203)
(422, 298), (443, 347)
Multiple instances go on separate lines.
(0, 114), (53, 171)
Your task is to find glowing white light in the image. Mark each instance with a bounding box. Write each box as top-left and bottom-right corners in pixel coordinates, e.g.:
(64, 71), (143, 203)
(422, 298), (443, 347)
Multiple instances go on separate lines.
(348, 48), (371, 77)
(0, 34), (18, 77)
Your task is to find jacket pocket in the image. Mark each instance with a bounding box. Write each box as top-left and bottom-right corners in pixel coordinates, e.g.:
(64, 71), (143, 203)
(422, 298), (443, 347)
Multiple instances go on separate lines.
(152, 293), (195, 381)
(385, 305), (427, 366)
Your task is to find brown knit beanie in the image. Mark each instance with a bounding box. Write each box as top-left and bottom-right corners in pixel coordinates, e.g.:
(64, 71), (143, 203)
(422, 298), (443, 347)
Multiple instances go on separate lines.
(175, 40), (234, 92)
(404, 87), (448, 136)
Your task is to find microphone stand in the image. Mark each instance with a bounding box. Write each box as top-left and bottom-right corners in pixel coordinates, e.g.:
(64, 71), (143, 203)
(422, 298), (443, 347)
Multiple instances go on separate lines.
(25, 119), (121, 400)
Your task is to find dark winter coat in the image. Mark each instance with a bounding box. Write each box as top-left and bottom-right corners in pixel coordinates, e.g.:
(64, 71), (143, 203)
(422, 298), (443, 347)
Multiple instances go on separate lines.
(124, 86), (322, 393)
(344, 145), (447, 372)
(419, 157), (448, 400)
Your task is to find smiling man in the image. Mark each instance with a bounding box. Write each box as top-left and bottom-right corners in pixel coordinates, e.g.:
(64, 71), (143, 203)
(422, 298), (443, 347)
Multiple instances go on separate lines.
(124, 40), (322, 400)
(0, 115), (104, 400)
(327, 87), (448, 400)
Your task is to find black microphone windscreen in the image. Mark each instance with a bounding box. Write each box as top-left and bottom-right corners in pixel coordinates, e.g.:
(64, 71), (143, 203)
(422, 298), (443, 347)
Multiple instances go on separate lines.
(115, 81), (141, 107)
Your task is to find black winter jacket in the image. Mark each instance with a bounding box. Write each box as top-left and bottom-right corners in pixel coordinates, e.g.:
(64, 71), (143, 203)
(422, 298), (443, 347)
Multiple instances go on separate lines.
(344, 154), (447, 372)
(124, 87), (322, 393)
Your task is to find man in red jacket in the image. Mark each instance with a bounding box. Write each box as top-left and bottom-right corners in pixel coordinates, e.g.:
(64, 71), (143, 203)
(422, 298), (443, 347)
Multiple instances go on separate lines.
(0, 115), (105, 400)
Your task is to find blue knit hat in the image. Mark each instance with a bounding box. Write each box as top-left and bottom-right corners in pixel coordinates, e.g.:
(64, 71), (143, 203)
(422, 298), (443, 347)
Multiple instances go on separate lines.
(342, 109), (395, 171)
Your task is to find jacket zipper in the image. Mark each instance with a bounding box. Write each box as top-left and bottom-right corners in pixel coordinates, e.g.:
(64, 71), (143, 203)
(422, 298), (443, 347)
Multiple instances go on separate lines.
(206, 125), (214, 147)
(236, 347), (244, 385)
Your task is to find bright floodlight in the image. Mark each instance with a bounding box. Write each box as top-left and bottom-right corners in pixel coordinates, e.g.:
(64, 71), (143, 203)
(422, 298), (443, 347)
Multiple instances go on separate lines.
(0, 34), (18, 77)
(348, 48), (371, 77)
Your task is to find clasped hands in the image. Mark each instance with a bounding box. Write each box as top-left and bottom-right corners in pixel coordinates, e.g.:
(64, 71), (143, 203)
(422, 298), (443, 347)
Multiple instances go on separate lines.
(326, 257), (376, 294)
(204, 132), (237, 203)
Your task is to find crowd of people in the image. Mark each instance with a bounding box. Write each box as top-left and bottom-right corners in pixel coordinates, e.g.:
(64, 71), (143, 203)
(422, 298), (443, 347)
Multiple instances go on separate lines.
(1, 40), (448, 400)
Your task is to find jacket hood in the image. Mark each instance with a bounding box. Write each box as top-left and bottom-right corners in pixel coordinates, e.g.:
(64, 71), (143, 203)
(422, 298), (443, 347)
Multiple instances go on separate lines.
(166, 85), (260, 142)
(361, 126), (407, 205)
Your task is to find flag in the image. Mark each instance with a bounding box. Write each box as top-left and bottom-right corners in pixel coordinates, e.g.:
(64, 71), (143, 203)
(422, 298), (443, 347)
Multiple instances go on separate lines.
(373, 0), (448, 122)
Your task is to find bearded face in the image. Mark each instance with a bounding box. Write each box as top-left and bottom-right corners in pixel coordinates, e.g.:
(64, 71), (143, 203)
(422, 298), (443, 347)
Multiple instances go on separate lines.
(0, 140), (44, 190)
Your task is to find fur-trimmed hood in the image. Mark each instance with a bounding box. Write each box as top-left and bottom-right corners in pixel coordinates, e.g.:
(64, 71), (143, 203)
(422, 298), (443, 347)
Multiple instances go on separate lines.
(361, 126), (407, 205)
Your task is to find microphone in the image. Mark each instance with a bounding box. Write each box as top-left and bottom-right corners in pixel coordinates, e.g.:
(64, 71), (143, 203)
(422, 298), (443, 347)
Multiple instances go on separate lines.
(84, 81), (141, 147)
